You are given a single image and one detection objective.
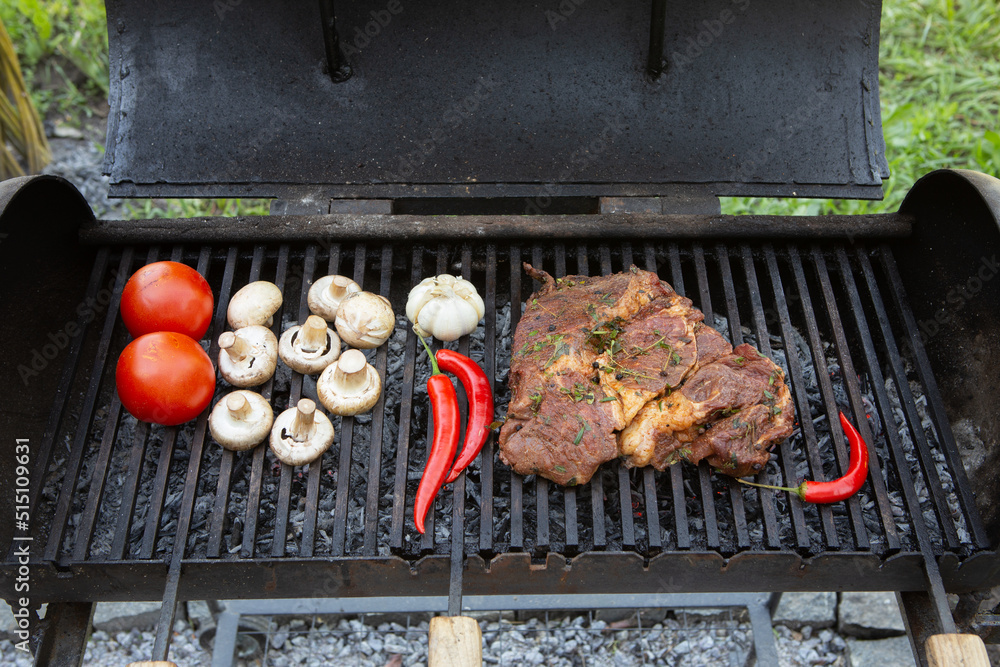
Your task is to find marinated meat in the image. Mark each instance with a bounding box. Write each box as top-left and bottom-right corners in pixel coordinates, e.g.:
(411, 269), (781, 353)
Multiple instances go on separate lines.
(498, 264), (793, 485)
(619, 344), (793, 473)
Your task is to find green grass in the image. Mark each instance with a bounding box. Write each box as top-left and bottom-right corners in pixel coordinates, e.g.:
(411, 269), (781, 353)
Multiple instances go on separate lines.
(5, 0), (999, 217)
(124, 198), (271, 219)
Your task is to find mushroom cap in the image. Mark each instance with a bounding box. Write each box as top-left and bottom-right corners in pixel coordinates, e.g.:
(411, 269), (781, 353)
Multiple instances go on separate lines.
(335, 291), (396, 349)
(219, 325), (278, 387)
(228, 281), (282, 329)
(317, 349), (383, 416)
(269, 399), (335, 466)
(278, 317), (341, 374)
(209, 391), (274, 451)
(308, 275), (362, 321)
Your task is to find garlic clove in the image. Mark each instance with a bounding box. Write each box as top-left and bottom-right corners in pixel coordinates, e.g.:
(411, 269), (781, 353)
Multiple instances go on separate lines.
(415, 296), (481, 342)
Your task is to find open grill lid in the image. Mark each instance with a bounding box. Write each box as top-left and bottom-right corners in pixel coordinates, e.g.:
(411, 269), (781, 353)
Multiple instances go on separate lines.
(103, 0), (888, 201)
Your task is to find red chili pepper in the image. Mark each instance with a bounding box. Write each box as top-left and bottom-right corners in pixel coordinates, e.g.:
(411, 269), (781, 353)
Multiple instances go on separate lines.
(436, 348), (494, 483)
(739, 411), (869, 503)
(414, 336), (461, 534)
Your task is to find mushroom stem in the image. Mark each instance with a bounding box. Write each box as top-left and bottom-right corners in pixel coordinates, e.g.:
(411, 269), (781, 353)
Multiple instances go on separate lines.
(226, 392), (253, 420)
(327, 275), (357, 302)
(290, 399), (317, 442)
(299, 315), (329, 353)
(219, 331), (249, 362)
(333, 349), (370, 395)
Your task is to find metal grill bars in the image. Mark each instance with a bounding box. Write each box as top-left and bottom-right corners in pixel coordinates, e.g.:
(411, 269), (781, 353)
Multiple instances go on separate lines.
(20, 241), (986, 571)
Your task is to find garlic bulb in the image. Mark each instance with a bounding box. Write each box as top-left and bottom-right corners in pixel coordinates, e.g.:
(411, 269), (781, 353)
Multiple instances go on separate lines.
(406, 274), (485, 341)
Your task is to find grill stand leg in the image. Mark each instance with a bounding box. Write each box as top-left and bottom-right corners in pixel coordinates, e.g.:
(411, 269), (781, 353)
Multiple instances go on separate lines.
(745, 595), (780, 667)
(210, 609), (242, 667)
(901, 591), (945, 667)
(905, 555), (958, 659)
(898, 580), (989, 667)
(32, 601), (94, 667)
(766, 591), (783, 618)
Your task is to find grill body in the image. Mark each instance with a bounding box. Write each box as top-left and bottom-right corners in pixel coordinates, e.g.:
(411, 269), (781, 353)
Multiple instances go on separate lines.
(2, 0), (1000, 661)
(2, 173), (1000, 628)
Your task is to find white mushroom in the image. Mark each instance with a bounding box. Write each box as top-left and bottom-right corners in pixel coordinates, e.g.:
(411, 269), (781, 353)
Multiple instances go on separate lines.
(317, 349), (382, 416)
(218, 325), (278, 387)
(228, 281), (283, 329)
(269, 398), (335, 466)
(406, 274), (485, 341)
(279, 315), (340, 374)
(209, 391), (274, 451)
(308, 275), (362, 321)
(335, 291), (395, 349)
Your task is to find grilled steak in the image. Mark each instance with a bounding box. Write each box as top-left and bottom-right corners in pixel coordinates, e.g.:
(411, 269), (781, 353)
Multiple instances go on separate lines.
(619, 343), (793, 476)
(498, 265), (793, 485)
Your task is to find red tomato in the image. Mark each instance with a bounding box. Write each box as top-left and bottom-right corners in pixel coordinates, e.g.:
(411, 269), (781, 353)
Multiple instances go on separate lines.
(121, 261), (214, 340)
(116, 331), (216, 425)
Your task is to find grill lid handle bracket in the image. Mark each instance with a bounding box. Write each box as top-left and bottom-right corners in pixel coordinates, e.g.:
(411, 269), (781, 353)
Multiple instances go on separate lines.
(318, 0), (352, 83)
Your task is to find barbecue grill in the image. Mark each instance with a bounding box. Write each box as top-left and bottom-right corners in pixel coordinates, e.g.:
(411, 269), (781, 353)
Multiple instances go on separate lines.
(2, 0), (999, 664)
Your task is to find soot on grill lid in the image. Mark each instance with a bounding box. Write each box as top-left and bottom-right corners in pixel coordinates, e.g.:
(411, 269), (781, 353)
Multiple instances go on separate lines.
(103, 0), (888, 201)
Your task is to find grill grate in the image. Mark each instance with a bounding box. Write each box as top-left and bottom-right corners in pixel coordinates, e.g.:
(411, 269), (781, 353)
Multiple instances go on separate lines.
(16, 240), (987, 585)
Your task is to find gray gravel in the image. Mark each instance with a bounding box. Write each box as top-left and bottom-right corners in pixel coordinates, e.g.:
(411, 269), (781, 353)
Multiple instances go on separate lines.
(42, 134), (126, 219)
(1, 614), (850, 666)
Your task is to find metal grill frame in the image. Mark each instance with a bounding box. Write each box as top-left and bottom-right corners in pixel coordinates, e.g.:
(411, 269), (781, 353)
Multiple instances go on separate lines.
(3, 170), (1000, 663)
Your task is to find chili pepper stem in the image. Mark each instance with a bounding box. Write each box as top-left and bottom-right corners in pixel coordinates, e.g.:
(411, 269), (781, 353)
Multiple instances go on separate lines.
(417, 330), (442, 375)
(736, 477), (808, 501)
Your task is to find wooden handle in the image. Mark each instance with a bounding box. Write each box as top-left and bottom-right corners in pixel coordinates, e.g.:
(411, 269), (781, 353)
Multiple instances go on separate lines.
(429, 616), (482, 667)
(926, 634), (990, 667)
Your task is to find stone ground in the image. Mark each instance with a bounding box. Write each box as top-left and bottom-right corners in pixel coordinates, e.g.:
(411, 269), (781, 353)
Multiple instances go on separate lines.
(1, 592), (924, 666)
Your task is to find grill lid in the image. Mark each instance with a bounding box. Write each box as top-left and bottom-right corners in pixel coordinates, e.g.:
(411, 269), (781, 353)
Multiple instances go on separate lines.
(104, 0), (888, 200)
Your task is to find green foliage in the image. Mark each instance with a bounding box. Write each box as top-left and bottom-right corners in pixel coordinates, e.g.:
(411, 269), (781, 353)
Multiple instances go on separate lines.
(124, 198), (272, 219)
(1, 0), (109, 119)
(5, 0), (998, 217)
(723, 0), (1000, 215)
